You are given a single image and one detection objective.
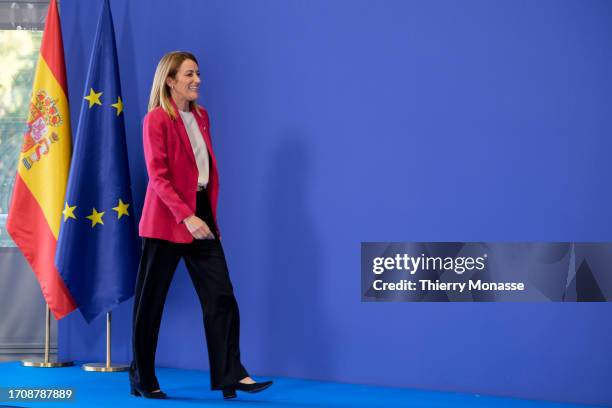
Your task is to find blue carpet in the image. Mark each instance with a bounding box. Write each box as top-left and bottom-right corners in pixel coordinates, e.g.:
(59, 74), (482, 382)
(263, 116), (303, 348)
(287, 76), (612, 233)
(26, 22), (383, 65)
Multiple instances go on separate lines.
(0, 361), (600, 407)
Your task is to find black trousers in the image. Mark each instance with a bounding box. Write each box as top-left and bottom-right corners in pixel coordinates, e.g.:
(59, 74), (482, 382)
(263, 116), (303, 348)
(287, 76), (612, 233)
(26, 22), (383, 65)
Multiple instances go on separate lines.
(129, 190), (248, 391)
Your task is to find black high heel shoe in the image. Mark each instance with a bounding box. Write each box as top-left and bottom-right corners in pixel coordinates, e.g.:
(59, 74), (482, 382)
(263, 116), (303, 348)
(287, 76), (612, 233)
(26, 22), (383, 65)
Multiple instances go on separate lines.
(222, 380), (273, 399)
(130, 384), (167, 399)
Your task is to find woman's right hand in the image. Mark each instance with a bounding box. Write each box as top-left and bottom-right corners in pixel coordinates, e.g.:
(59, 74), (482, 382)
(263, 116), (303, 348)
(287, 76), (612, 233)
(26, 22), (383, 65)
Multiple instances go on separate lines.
(183, 215), (214, 239)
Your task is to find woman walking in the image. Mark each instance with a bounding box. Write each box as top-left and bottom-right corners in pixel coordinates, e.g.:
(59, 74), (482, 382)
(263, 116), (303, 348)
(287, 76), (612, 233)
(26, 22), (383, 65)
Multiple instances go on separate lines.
(129, 51), (272, 400)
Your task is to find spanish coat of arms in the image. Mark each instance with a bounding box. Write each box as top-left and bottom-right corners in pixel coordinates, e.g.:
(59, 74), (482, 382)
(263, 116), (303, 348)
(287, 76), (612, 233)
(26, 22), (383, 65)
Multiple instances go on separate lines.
(21, 90), (63, 170)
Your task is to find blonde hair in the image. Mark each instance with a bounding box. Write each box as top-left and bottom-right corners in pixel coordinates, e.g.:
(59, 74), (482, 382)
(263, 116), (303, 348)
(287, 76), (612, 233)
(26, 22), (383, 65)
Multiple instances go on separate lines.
(148, 51), (200, 120)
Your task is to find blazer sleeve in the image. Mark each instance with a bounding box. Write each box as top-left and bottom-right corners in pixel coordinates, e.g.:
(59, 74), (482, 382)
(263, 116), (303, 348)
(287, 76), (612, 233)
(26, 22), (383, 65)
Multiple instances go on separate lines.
(142, 111), (193, 224)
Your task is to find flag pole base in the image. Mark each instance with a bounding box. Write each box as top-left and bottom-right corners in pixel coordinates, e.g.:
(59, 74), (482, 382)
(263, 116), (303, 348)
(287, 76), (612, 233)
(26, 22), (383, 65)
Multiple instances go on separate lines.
(82, 362), (129, 372)
(22, 305), (72, 367)
(22, 359), (74, 368)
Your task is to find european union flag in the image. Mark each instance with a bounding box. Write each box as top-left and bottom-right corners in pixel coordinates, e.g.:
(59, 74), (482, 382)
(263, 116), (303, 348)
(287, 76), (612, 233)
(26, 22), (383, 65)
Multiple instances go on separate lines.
(56, 0), (138, 323)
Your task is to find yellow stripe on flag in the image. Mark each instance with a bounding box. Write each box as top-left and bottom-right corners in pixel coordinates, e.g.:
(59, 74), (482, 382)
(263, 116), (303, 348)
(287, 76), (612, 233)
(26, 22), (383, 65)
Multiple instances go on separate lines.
(17, 56), (72, 239)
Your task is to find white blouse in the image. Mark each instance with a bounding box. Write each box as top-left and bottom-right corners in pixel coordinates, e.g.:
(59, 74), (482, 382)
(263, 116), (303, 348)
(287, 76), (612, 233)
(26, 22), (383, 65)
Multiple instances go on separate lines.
(179, 110), (210, 188)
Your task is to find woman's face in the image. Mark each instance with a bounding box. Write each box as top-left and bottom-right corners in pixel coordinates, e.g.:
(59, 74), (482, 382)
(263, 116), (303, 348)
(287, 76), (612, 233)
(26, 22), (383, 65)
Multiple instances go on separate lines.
(167, 59), (200, 105)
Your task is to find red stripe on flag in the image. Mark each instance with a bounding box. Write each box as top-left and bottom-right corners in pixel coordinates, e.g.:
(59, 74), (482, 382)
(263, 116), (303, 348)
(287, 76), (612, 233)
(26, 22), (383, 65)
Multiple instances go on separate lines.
(40, 0), (68, 95)
(6, 175), (76, 319)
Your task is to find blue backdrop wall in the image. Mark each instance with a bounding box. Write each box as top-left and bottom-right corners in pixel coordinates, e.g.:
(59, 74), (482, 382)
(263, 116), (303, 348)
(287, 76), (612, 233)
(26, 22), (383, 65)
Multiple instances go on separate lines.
(58, 0), (612, 405)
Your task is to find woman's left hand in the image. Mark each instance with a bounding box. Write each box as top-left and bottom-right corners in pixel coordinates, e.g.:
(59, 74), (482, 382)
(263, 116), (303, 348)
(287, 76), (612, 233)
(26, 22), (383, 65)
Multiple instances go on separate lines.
(183, 215), (215, 239)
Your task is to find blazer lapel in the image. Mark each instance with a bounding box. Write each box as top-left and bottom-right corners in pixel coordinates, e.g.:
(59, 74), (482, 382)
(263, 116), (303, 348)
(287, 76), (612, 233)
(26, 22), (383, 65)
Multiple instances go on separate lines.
(192, 108), (217, 167)
(170, 99), (197, 168)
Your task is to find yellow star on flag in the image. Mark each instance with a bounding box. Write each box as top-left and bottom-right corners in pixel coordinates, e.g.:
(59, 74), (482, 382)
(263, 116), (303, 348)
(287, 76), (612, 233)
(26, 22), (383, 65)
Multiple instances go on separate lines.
(112, 199), (130, 219)
(111, 96), (123, 116)
(84, 88), (102, 108)
(86, 208), (105, 227)
(62, 202), (77, 222)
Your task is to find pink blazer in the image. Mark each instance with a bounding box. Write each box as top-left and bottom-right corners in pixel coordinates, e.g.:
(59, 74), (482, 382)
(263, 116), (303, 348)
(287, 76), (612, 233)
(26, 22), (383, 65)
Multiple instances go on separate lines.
(139, 101), (220, 243)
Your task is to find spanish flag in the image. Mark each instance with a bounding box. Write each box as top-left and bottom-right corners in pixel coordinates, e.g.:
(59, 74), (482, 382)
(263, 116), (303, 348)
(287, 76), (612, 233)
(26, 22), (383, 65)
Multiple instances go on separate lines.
(6, 0), (76, 319)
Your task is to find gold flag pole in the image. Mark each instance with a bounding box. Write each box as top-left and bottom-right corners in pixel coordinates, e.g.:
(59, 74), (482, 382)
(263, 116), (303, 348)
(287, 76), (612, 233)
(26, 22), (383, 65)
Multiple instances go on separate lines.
(82, 312), (128, 372)
(22, 304), (73, 367)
